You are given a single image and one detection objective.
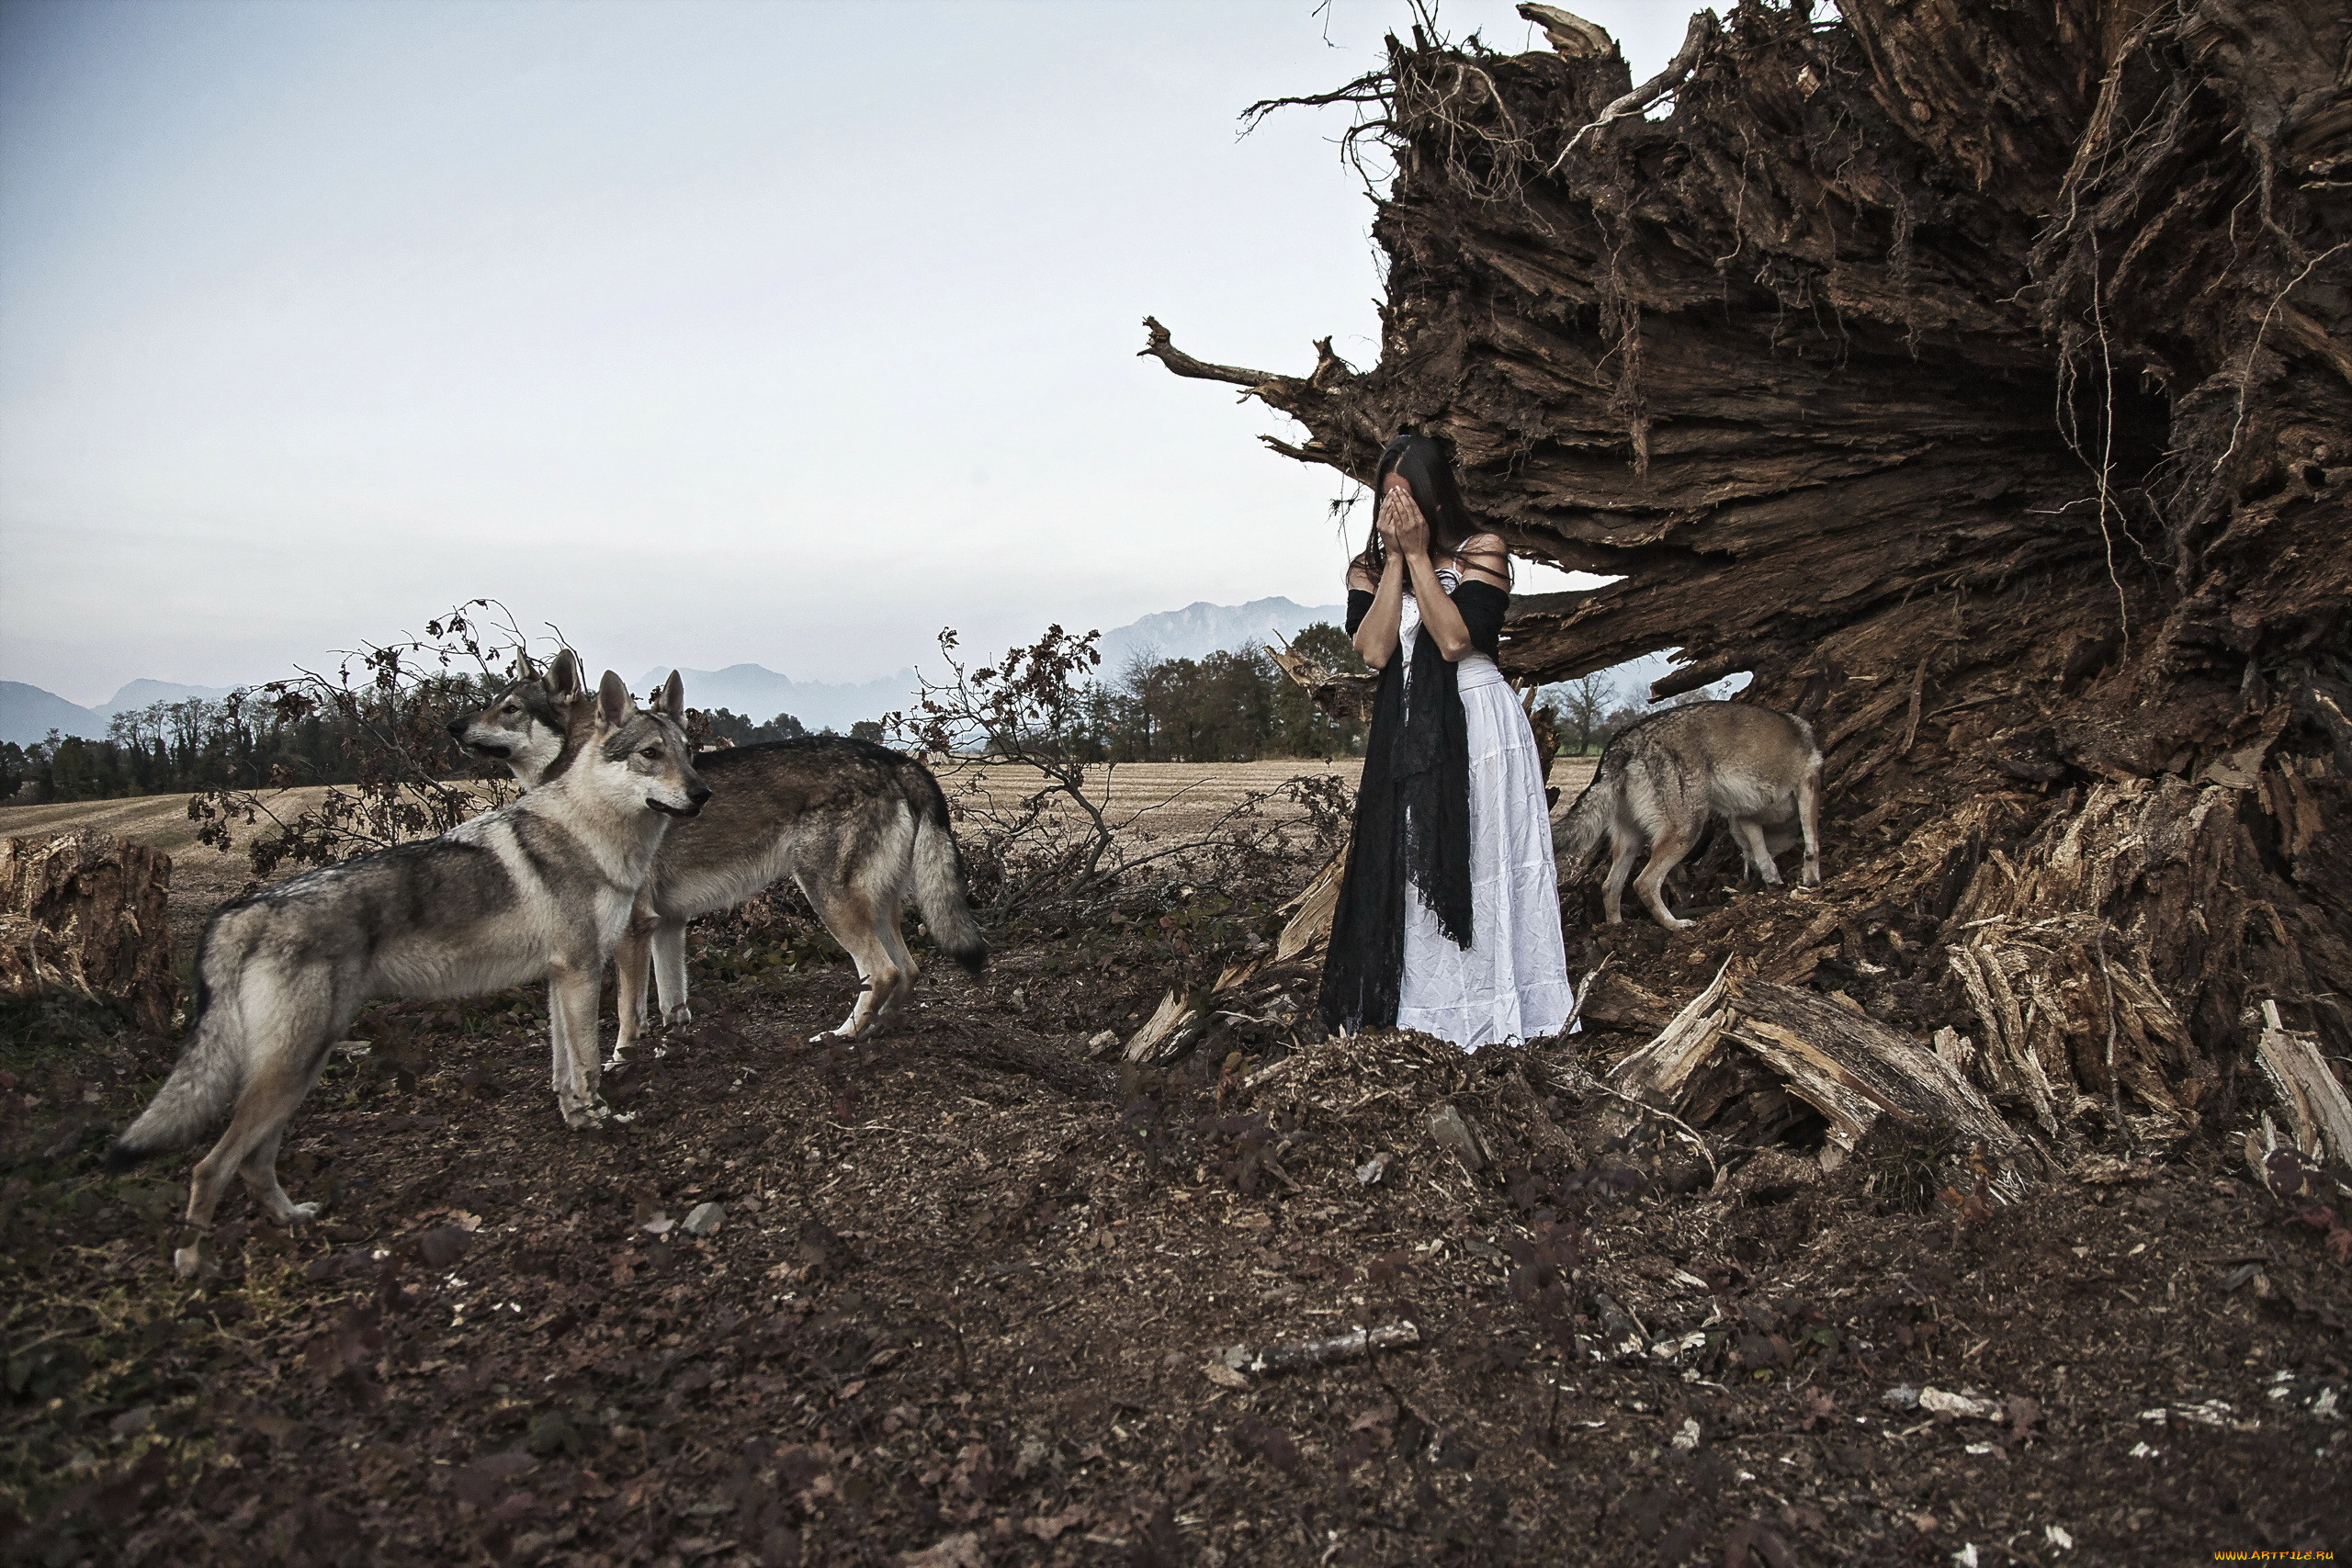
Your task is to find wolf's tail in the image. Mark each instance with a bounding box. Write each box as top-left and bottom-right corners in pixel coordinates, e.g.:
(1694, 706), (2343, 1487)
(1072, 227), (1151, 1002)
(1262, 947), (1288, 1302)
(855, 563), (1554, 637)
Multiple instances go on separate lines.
(1551, 761), (1621, 884)
(903, 763), (989, 974)
(105, 942), (240, 1171)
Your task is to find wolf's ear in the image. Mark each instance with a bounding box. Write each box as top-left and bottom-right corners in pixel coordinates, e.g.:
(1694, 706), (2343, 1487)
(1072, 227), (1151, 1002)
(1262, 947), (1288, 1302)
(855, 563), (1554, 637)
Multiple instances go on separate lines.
(512, 649), (539, 682)
(548, 649), (582, 695)
(597, 670), (635, 728)
(661, 671), (685, 721)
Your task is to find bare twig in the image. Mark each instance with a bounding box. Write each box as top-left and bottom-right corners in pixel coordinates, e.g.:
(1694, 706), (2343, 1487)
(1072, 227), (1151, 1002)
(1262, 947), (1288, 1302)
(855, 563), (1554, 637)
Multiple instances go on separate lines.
(1543, 11), (1712, 175)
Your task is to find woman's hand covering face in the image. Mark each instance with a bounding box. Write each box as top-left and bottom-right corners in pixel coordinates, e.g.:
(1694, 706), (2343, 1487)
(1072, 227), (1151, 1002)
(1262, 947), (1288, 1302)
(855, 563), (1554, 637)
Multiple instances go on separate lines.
(1379, 482), (1430, 558)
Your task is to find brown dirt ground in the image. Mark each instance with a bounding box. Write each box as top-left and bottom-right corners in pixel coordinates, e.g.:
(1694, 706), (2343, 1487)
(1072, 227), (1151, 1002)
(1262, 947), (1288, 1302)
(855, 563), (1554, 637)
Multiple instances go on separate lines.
(2, 763), (2345, 1566)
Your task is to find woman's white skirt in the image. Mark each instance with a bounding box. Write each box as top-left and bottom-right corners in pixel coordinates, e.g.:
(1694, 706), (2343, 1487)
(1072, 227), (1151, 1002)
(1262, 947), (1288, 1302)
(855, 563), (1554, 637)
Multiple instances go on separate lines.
(1396, 656), (1576, 1050)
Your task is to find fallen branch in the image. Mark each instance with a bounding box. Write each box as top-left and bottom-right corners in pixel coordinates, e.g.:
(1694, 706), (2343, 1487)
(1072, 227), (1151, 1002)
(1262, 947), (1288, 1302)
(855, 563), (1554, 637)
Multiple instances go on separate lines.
(1207, 1321), (1422, 1385)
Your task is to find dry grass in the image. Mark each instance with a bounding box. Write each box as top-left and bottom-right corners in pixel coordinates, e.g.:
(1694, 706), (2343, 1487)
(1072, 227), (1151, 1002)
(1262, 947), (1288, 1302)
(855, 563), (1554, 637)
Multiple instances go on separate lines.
(0, 759), (1600, 958)
(939, 755), (1597, 839)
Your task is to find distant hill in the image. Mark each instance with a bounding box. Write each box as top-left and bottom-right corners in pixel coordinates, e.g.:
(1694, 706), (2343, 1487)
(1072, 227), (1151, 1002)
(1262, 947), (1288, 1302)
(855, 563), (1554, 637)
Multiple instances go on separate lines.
(639, 664), (919, 735)
(1094, 597), (1346, 671)
(0, 682), (103, 747)
(96, 679), (244, 717)
(1, 677), (264, 748)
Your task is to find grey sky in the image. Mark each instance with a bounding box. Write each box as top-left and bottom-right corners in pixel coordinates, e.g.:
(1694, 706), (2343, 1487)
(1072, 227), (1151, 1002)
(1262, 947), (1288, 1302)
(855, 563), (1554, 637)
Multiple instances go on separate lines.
(0, 0), (1684, 706)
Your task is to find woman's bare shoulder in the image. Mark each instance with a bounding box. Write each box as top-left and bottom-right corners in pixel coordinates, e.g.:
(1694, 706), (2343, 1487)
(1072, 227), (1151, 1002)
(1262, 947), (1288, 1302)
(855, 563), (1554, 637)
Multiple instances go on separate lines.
(1453, 533), (1512, 588)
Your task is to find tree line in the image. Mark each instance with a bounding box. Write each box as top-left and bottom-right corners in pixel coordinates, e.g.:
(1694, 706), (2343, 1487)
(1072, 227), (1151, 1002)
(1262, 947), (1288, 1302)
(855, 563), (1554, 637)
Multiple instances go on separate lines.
(3, 627), (1707, 805)
(0, 694), (384, 805)
(693, 626), (1378, 768)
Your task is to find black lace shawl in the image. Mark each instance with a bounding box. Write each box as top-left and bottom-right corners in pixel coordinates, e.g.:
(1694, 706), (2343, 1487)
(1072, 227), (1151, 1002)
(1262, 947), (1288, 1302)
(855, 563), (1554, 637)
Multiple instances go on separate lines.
(1318, 577), (1508, 1034)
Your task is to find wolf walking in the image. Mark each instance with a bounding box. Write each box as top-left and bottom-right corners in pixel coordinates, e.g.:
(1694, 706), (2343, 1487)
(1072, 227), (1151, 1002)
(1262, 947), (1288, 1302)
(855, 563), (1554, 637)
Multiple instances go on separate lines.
(450, 653), (985, 1049)
(111, 670), (707, 1274)
(1553, 700), (1822, 931)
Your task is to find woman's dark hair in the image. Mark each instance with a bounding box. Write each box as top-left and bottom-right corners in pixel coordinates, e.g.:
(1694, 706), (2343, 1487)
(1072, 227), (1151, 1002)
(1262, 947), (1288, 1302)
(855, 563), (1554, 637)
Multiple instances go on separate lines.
(1351, 432), (1478, 585)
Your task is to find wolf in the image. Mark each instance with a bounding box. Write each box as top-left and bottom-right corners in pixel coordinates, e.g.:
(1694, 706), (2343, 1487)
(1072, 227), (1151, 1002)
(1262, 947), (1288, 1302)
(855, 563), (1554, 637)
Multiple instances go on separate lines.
(1553, 700), (1822, 931)
(111, 670), (707, 1275)
(448, 653), (986, 1048)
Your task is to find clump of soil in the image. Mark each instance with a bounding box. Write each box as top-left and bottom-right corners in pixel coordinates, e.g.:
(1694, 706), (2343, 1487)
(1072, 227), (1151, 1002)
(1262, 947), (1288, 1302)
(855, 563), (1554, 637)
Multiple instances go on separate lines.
(3, 885), (2345, 1565)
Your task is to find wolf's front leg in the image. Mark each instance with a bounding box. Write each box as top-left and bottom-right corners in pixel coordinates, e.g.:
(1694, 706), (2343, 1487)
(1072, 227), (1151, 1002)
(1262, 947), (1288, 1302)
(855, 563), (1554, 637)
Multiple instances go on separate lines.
(547, 957), (609, 1128)
(650, 919), (692, 1034)
(609, 919), (654, 1067)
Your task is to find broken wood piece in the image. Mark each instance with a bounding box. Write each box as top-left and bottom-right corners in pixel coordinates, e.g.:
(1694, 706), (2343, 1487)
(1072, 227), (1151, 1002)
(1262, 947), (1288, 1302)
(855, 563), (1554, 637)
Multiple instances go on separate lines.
(1265, 639), (1377, 725)
(1603, 957), (1734, 1102)
(1607, 967), (2034, 1189)
(1425, 1102), (1491, 1173)
(1123, 985), (1215, 1066)
(1122, 841), (1349, 1068)
(2253, 1000), (2352, 1179)
(1215, 1321), (1421, 1381)
(1242, 1054), (1301, 1092)
(1271, 846), (1346, 964)
(1944, 936), (2060, 1134)
(1515, 4), (1616, 61)
(0, 831), (178, 1032)
(1721, 980), (2027, 1173)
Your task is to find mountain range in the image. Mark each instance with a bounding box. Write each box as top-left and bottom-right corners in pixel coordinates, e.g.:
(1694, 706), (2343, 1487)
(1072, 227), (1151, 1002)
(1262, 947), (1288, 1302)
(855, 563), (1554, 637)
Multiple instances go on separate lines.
(1092, 596), (1346, 672)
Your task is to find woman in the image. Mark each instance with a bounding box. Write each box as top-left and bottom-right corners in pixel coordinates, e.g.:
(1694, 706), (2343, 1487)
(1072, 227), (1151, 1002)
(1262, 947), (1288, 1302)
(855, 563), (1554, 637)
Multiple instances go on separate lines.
(1317, 433), (1574, 1050)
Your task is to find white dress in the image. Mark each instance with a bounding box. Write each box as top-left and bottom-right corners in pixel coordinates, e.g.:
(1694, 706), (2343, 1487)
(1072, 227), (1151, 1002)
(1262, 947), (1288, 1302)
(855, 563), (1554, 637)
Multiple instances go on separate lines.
(1394, 570), (1577, 1049)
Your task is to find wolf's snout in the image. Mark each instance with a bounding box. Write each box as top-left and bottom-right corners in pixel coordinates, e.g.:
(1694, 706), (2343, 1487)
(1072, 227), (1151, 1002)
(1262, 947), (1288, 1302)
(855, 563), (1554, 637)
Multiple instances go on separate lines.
(447, 716), (510, 758)
(650, 779), (710, 818)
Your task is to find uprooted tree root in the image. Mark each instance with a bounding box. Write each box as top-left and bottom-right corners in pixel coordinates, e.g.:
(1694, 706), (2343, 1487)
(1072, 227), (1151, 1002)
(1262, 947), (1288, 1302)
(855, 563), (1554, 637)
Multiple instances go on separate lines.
(1146, 0), (2352, 1151)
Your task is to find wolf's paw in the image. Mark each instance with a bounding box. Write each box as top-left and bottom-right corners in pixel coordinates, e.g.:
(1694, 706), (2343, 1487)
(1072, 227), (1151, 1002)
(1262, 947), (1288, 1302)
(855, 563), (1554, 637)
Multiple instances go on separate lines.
(280, 1201), (322, 1224)
(172, 1244), (203, 1278)
(663, 1004), (694, 1029)
(560, 1099), (613, 1132)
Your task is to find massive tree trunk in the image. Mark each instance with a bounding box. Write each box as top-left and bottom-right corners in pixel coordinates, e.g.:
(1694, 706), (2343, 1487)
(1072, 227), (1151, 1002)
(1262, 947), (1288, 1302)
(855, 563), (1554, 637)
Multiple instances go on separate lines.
(1147, 1), (2350, 1147)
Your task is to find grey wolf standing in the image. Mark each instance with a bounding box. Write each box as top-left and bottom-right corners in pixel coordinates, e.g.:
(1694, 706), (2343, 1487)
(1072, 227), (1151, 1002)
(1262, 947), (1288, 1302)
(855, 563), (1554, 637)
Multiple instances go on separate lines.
(112, 670), (707, 1275)
(449, 656), (986, 1048)
(1553, 700), (1822, 931)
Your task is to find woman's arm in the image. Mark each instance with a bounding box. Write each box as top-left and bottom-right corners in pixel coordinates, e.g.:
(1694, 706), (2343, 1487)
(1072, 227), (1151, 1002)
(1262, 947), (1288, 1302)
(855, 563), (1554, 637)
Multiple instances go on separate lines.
(1404, 551), (1477, 661)
(1409, 530), (1511, 661)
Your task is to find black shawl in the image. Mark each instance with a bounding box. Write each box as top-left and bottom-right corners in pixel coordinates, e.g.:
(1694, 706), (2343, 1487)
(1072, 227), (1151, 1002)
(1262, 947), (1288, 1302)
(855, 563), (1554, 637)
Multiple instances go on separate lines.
(1318, 575), (1508, 1034)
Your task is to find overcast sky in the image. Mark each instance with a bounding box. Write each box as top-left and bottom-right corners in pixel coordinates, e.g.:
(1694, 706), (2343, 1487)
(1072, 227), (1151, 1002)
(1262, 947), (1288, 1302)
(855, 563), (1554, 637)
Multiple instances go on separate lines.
(0, 0), (1685, 705)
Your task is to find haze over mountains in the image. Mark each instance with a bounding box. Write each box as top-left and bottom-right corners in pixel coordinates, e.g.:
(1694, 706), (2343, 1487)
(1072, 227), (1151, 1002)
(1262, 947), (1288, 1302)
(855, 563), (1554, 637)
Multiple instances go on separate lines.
(638, 598), (1349, 732)
(2, 598), (1695, 748)
(0, 601), (1352, 747)
(631, 665), (921, 737)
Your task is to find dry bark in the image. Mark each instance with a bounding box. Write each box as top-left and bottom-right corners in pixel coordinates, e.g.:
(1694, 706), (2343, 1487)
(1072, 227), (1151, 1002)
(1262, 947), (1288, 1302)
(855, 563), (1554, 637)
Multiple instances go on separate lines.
(1148, 0), (2351, 1136)
(0, 831), (178, 1032)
